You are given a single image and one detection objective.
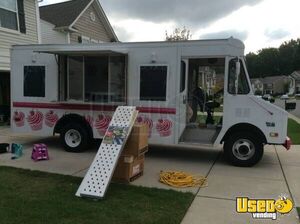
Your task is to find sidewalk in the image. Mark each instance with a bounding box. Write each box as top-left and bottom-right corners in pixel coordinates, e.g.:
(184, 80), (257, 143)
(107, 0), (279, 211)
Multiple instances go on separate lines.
(181, 145), (300, 224)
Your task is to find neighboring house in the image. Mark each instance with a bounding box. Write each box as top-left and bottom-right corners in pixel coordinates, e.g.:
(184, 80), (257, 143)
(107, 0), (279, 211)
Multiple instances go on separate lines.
(289, 71), (300, 94)
(262, 75), (290, 95)
(39, 0), (118, 44)
(0, 0), (40, 120)
(250, 78), (263, 95)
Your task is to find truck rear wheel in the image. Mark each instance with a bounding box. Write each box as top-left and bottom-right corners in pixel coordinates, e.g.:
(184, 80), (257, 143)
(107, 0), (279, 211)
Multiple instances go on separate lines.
(224, 132), (263, 167)
(60, 123), (91, 152)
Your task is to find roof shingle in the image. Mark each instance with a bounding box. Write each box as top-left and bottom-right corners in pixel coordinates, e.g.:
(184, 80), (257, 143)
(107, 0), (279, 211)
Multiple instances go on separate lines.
(40, 0), (92, 28)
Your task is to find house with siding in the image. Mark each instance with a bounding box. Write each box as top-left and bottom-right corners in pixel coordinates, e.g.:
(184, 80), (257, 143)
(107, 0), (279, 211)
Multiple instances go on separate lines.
(0, 0), (40, 120)
(251, 76), (294, 95)
(262, 75), (290, 95)
(39, 0), (118, 44)
(289, 71), (300, 94)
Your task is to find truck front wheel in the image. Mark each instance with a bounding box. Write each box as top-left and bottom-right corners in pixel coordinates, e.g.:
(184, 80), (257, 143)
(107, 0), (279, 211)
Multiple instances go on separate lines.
(60, 123), (90, 152)
(224, 132), (263, 167)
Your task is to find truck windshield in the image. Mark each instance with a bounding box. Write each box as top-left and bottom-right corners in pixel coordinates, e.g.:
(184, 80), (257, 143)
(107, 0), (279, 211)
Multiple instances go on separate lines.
(228, 59), (250, 95)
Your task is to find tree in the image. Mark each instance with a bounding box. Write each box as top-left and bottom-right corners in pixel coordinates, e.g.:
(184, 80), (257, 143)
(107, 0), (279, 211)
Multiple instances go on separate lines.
(293, 39), (300, 70)
(278, 39), (298, 75)
(165, 27), (192, 41)
(245, 38), (300, 77)
(245, 52), (259, 78)
(257, 48), (280, 76)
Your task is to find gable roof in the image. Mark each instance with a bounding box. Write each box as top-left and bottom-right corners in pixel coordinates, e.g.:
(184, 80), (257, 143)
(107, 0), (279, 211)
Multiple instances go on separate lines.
(290, 71), (300, 80)
(262, 75), (288, 84)
(40, 0), (91, 28)
(39, 0), (118, 41)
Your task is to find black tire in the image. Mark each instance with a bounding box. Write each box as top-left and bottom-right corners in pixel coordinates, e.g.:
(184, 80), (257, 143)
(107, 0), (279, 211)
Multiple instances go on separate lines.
(60, 123), (91, 152)
(223, 132), (264, 167)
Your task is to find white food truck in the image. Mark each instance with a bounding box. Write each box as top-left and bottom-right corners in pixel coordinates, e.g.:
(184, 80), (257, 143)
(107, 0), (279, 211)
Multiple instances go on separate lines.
(10, 38), (291, 166)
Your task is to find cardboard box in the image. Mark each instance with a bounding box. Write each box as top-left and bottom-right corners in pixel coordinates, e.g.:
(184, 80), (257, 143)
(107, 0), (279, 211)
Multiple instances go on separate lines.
(113, 155), (145, 182)
(123, 124), (149, 156)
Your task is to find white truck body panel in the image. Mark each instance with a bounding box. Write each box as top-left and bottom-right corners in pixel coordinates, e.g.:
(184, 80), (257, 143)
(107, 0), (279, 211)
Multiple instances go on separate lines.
(10, 38), (288, 147)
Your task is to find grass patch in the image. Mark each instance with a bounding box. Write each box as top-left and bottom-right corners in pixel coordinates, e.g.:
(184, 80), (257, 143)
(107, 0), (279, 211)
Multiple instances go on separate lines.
(288, 118), (300, 145)
(297, 207), (300, 218)
(0, 166), (194, 224)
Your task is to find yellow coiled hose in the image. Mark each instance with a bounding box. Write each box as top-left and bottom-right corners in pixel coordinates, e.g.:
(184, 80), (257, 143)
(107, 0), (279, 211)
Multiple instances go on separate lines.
(159, 171), (208, 188)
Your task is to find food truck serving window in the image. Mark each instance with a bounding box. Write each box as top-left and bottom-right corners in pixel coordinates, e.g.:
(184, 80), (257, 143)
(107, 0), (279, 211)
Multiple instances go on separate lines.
(24, 66), (45, 97)
(139, 65), (167, 101)
(62, 55), (126, 103)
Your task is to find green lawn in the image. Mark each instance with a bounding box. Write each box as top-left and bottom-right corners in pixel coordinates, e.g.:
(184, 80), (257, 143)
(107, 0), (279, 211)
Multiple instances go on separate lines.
(288, 118), (300, 145)
(0, 166), (194, 224)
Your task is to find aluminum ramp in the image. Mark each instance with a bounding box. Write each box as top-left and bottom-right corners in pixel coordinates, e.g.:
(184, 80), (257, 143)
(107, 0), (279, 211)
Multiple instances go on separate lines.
(76, 106), (137, 199)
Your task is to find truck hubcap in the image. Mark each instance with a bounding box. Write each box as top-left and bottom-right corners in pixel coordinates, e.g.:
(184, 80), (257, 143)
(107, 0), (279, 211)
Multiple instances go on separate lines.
(65, 129), (81, 148)
(232, 139), (255, 160)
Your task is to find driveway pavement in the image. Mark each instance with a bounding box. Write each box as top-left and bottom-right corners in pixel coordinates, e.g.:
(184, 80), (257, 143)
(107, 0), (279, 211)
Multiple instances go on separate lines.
(0, 126), (299, 223)
(182, 145), (300, 224)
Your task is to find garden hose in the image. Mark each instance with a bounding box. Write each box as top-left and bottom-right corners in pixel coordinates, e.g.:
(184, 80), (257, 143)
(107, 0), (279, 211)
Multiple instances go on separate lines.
(159, 171), (208, 188)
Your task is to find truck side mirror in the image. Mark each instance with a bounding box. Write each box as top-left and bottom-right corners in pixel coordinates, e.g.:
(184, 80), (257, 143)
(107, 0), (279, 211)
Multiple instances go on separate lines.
(235, 60), (241, 94)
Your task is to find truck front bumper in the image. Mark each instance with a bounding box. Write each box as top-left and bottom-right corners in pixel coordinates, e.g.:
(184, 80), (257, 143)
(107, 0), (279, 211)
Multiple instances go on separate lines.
(283, 137), (292, 150)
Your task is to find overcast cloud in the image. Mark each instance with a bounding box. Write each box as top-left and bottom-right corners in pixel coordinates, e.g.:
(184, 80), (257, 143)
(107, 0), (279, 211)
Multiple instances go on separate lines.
(100, 0), (263, 29)
(264, 29), (290, 41)
(40, 0), (300, 52)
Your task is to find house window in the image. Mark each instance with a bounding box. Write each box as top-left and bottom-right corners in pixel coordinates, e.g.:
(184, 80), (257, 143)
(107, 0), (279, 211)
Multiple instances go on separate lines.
(0, 0), (26, 33)
(140, 65), (168, 101)
(24, 66), (45, 97)
(81, 35), (90, 43)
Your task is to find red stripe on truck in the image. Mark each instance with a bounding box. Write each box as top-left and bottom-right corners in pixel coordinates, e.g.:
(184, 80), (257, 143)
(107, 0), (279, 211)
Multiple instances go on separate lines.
(136, 107), (176, 114)
(13, 102), (176, 114)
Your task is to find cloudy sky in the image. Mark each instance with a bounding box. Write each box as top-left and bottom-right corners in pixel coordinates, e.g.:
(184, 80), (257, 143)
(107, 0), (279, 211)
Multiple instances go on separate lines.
(40, 0), (300, 53)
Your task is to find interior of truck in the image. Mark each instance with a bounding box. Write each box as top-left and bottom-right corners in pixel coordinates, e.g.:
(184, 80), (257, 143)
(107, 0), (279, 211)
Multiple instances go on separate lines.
(58, 54), (127, 104)
(180, 58), (225, 144)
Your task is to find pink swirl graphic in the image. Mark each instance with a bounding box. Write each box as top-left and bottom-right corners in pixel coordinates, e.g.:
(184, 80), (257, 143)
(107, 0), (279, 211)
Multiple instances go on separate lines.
(95, 114), (111, 136)
(45, 110), (59, 127)
(85, 115), (94, 127)
(156, 119), (172, 137)
(27, 110), (44, 131)
(136, 116), (153, 137)
(13, 111), (25, 127)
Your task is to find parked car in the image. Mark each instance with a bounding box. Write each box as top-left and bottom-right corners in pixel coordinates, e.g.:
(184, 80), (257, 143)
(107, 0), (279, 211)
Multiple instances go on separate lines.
(262, 94), (275, 103)
(295, 93), (300, 97)
(280, 94), (289, 100)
